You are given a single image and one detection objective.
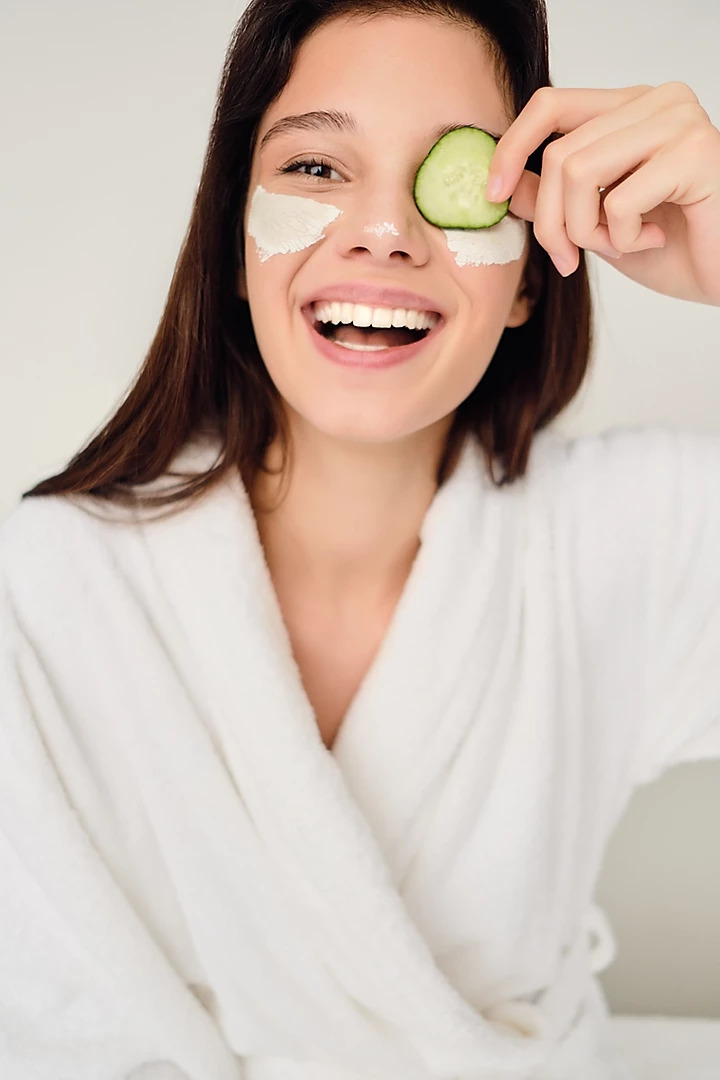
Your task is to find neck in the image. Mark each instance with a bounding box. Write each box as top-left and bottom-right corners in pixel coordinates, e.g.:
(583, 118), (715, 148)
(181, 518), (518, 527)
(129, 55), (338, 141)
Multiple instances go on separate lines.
(250, 411), (456, 610)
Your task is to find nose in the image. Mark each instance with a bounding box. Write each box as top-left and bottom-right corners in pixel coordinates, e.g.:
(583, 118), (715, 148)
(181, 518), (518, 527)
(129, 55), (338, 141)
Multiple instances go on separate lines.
(333, 187), (432, 267)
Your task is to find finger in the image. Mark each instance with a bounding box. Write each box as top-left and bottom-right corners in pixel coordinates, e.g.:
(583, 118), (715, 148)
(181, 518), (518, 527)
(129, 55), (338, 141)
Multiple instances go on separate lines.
(487, 85), (651, 200)
(533, 100), (703, 269)
(561, 109), (702, 257)
(600, 145), (700, 250)
(486, 83), (696, 203)
(505, 168), (617, 270)
(504, 169), (540, 223)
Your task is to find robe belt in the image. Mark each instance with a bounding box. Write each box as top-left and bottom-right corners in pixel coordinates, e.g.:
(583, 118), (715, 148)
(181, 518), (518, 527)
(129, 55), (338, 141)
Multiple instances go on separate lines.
(486, 903), (617, 1045)
(240, 906), (617, 1080)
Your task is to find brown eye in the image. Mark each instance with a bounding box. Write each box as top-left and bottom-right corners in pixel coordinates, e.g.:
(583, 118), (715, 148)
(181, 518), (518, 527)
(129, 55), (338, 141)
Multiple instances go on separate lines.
(280, 158), (342, 181)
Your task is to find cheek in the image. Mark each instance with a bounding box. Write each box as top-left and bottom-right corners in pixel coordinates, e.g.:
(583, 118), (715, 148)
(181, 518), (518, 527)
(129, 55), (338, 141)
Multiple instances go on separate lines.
(442, 215), (528, 268)
(246, 184), (342, 263)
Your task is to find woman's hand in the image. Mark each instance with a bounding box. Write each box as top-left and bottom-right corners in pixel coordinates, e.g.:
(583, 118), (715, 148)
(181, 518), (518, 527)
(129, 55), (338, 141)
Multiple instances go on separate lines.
(486, 83), (720, 306)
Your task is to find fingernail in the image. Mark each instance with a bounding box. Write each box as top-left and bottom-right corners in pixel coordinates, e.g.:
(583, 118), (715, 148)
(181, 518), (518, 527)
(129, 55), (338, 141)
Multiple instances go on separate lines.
(486, 174), (504, 201)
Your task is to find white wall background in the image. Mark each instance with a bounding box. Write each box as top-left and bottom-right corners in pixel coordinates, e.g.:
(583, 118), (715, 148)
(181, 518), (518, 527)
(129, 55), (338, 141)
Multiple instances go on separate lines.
(1, 0), (719, 1017)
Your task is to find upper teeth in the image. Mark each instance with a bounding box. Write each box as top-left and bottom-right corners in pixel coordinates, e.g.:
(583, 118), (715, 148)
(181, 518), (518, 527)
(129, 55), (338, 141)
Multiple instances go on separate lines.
(313, 301), (439, 331)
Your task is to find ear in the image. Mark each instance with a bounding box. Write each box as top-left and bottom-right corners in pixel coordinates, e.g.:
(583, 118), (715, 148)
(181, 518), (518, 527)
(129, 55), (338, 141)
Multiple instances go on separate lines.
(505, 291), (531, 329)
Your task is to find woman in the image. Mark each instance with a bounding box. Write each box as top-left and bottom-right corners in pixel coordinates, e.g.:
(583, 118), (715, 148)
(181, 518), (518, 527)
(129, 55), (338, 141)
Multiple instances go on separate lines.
(1, 1), (719, 1078)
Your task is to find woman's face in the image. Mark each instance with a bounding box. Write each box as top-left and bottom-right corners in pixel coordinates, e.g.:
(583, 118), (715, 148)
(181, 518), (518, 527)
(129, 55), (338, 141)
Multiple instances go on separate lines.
(238, 13), (533, 445)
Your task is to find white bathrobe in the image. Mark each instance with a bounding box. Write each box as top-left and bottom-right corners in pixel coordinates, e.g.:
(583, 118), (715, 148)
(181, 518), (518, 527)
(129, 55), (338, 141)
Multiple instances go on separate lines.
(0, 423), (718, 1080)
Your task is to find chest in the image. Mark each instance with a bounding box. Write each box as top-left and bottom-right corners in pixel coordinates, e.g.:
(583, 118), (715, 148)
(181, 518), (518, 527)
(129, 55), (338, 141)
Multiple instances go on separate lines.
(277, 594), (398, 751)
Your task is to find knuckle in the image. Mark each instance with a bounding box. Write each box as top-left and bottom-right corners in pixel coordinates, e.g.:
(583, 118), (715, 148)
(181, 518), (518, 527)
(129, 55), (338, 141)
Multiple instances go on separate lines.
(689, 102), (714, 132)
(660, 80), (699, 104)
(676, 80), (700, 103)
(602, 188), (625, 216)
(562, 154), (588, 183)
(542, 140), (562, 168)
(685, 118), (716, 151)
(533, 85), (554, 105)
(666, 103), (715, 149)
(673, 101), (708, 124)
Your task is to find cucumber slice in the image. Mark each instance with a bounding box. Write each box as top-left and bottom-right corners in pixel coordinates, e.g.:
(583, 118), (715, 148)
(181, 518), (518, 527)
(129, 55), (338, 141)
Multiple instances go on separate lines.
(414, 126), (509, 229)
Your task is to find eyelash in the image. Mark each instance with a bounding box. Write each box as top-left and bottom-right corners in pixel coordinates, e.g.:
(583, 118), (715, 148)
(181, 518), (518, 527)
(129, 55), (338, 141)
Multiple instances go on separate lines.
(278, 157), (342, 181)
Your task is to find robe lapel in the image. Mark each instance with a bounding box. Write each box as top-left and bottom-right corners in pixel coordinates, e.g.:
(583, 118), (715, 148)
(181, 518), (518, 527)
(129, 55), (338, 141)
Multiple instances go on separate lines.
(132, 431), (551, 1077)
(331, 433), (525, 874)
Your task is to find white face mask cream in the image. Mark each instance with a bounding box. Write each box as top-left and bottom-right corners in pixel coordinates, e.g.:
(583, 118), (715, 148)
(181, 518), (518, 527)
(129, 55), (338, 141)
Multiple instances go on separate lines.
(442, 214), (527, 268)
(247, 184), (342, 262)
(246, 182), (525, 268)
(363, 222), (400, 237)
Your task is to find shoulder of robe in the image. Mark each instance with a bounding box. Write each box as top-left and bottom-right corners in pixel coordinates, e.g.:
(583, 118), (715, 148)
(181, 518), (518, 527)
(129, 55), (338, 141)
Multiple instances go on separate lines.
(542, 421), (720, 466)
(0, 493), (117, 640)
(530, 422), (657, 468)
(0, 430), (226, 588)
(0, 492), (96, 579)
(527, 422), (703, 494)
(523, 425), (720, 604)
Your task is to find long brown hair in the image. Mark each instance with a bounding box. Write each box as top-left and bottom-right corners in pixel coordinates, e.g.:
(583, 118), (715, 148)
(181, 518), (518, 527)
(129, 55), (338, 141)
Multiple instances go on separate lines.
(22, 0), (592, 521)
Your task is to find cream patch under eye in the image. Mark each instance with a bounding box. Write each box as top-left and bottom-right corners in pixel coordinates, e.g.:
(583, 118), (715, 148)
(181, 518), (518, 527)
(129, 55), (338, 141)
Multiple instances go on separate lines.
(442, 214), (527, 267)
(247, 184), (343, 261)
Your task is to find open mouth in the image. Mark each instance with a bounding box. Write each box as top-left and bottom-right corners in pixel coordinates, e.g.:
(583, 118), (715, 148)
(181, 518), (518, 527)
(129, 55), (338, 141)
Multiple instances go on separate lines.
(304, 305), (441, 352)
(314, 319), (431, 350)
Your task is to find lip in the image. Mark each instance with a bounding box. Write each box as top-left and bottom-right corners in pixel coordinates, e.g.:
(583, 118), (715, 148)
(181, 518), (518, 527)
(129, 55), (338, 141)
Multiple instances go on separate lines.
(300, 282), (447, 319)
(301, 305), (445, 370)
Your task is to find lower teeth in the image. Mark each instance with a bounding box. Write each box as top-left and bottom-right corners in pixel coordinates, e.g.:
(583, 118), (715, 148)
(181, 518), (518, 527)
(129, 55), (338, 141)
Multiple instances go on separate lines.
(332, 340), (389, 352)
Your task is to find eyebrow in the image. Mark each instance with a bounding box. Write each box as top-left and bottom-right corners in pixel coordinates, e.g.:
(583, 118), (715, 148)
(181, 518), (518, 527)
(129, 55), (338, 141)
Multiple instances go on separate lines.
(258, 109), (503, 151)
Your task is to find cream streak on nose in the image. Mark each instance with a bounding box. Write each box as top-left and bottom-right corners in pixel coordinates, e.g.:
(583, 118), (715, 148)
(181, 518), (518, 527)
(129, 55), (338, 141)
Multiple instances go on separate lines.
(247, 185), (343, 261)
(363, 222), (400, 237)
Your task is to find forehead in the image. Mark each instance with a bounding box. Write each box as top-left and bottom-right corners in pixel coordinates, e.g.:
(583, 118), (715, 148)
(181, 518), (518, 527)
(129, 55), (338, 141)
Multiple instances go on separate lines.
(259, 13), (510, 141)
